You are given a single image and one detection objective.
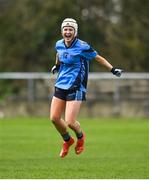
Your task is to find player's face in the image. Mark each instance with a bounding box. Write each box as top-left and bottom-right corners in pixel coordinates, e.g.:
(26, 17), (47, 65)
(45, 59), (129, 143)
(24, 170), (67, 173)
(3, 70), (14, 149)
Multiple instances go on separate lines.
(62, 26), (75, 44)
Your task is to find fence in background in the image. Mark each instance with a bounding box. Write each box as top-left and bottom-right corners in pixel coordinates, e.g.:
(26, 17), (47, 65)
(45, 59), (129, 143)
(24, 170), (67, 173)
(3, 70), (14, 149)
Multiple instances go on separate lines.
(0, 72), (149, 118)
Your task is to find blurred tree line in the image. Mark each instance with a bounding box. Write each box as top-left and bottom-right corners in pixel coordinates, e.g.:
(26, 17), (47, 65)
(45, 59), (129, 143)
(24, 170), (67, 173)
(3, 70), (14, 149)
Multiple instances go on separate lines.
(0, 0), (149, 72)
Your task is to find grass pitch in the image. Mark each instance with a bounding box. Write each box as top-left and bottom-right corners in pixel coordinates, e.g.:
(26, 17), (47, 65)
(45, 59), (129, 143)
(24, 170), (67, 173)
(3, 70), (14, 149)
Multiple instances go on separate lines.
(0, 117), (149, 179)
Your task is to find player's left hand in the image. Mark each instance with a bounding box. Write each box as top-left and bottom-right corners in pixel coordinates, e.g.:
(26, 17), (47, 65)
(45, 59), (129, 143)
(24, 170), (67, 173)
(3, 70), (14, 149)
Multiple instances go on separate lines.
(111, 67), (123, 77)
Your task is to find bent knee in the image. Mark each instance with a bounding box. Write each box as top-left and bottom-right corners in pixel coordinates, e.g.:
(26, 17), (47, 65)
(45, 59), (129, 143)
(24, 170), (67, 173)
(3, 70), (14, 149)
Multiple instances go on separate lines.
(67, 121), (80, 129)
(67, 121), (75, 129)
(50, 115), (60, 123)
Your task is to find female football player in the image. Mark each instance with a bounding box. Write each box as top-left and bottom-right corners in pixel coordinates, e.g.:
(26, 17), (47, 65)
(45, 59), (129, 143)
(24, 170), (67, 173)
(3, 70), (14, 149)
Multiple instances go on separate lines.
(50, 18), (123, 158)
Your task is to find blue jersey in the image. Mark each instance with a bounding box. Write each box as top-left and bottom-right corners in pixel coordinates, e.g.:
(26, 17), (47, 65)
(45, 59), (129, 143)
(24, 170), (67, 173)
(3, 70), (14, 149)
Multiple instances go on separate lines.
(55, 38), (98, 92)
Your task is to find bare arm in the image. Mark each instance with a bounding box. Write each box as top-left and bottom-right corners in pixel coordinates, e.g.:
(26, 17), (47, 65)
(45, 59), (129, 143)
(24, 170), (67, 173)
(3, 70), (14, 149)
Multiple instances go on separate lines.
(95, 54), (123, 77)
(55, 53), (60, 65)
(51, 53), (60, 74)
(94, 55), (113, 71)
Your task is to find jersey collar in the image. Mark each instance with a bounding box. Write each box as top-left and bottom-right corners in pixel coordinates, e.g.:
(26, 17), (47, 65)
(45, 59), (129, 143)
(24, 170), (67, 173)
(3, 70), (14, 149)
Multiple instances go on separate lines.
(63, 37), (78, 49)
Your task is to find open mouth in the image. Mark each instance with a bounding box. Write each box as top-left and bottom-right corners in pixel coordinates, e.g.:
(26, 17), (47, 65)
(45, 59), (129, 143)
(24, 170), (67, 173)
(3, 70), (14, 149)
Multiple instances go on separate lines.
(65, 34), (72, 38)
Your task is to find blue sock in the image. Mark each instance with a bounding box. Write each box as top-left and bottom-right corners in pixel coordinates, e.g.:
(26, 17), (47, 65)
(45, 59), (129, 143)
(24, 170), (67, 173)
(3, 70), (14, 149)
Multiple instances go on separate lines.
(76, 131), (83, 139)
(62, 132), (71, 141)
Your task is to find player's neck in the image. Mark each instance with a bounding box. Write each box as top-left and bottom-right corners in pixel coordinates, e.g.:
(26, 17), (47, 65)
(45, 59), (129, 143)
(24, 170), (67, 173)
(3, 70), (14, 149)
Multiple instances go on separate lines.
(64, 40), (72, 47)
(64, 37), (76, 47)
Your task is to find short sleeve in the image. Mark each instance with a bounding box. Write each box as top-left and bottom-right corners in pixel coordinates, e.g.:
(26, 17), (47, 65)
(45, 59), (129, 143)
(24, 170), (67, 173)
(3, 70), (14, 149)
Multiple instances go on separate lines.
(55, 39), (63, 51)
(80, 42), (98, 61)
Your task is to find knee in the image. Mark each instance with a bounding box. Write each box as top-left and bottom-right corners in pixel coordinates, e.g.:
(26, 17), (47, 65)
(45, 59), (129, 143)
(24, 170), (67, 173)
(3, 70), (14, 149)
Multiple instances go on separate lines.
(67, 121), (74, 129)
(67, 121), (80, 130)
(50, 115), (60, 124)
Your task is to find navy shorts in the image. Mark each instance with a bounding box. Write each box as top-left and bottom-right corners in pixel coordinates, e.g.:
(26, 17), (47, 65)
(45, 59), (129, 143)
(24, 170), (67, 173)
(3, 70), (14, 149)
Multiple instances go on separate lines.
(54, 87), (86, 101)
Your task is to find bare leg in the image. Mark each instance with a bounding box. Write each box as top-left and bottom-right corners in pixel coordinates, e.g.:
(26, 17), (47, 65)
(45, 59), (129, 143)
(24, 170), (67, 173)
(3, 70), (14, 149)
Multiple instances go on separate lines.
(50, 96), (67, 135)
(65, 100), (85, 155)
(65, 100), (82, 134)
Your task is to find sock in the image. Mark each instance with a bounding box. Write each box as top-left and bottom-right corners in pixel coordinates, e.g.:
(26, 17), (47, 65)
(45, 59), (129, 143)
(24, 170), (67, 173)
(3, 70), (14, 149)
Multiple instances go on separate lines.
(76, 131), (83, 139)
(62, 132), (71, 142)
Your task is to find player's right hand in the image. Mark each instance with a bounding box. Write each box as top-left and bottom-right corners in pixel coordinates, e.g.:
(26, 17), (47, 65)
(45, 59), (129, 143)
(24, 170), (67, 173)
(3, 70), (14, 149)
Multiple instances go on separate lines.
(51, 65), (60, 74)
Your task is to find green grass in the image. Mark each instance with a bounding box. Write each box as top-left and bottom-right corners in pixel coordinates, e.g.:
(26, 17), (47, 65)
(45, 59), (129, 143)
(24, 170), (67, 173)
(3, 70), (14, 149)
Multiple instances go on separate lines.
(0, 117), (149, 179)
